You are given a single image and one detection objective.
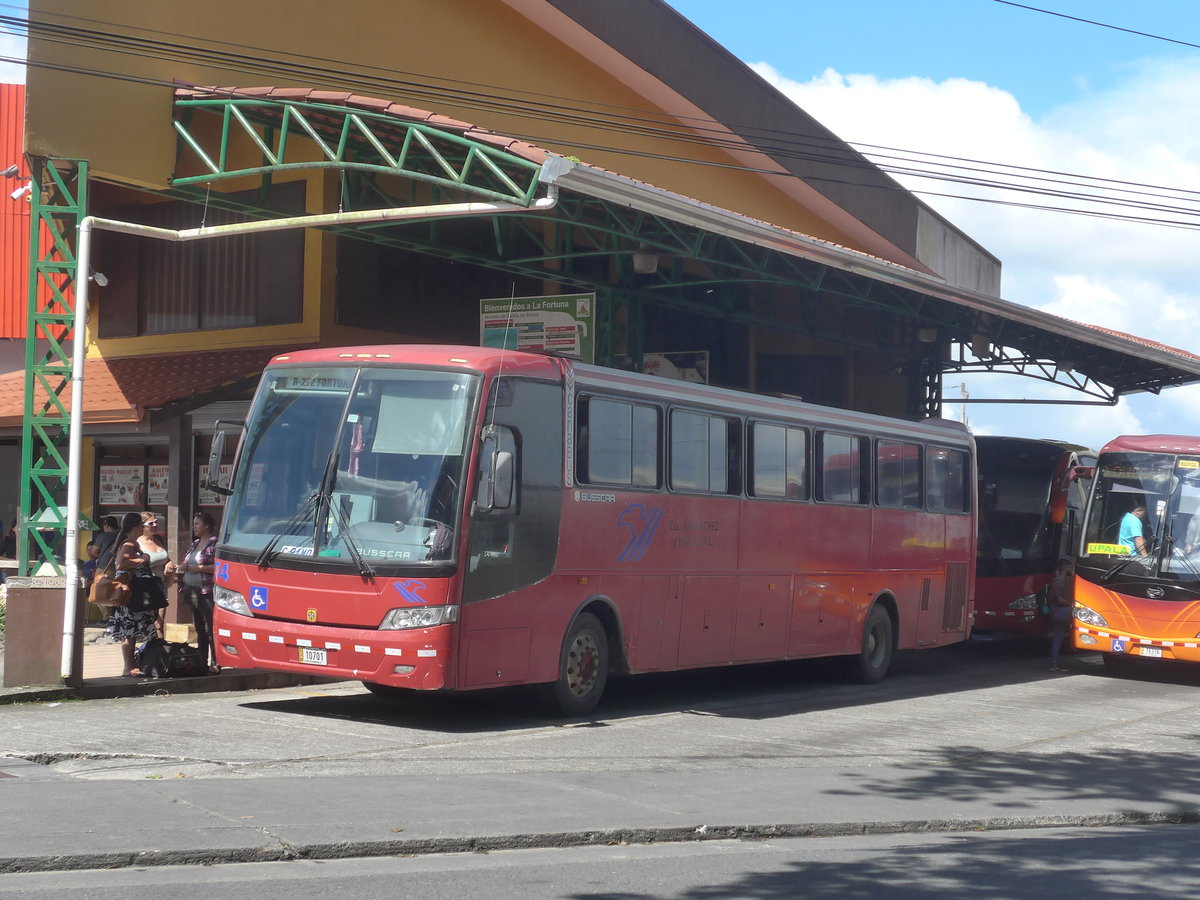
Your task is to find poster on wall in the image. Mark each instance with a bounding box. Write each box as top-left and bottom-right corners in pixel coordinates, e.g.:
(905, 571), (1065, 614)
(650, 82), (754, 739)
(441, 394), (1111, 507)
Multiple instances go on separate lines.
(197, 464), (232, 507)
(147, 465), (170, 505)
(479, 293), (595, 363)
(642, 351), (710, 384)
(98, 465), (146, 508)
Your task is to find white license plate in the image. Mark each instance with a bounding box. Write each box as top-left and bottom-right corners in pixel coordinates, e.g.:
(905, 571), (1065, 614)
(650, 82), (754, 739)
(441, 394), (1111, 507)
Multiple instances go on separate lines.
(299, 647), (327, 666)
(1139, 646), (1163, 658)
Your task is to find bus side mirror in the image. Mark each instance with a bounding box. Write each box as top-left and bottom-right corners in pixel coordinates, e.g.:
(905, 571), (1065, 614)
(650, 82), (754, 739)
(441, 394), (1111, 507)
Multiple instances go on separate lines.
(202, 420), (243, 496)
(1067, 465), (1095, 483)
(204, 429), (226, 490)
(492, 450), (514, 510)
(477, 449), (514, 513)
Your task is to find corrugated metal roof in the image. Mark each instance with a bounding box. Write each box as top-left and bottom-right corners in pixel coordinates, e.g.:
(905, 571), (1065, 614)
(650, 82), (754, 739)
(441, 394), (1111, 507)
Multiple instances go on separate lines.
(0, 345), (308, 428)
(0, 83), (29, 340)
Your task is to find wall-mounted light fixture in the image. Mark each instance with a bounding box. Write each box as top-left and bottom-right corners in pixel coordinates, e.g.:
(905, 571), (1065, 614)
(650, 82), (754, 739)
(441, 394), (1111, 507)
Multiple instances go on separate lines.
(89, 269), (109, 288)
(632, 245), (658, 275)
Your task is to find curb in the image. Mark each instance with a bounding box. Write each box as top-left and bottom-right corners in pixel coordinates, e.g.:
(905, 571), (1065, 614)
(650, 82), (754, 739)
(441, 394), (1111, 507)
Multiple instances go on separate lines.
(2, 810), (1197, 875)
(0, 671), (339, 705)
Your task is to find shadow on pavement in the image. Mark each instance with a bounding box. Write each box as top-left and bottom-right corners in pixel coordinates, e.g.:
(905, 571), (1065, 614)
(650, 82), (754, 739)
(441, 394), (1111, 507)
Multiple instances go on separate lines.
(238, 637), (1102, 735)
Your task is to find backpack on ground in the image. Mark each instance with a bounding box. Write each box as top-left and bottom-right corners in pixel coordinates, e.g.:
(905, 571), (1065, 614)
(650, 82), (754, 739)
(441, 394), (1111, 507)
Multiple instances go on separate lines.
(134, 638), (207, 678)
(164, 642), (208, 677)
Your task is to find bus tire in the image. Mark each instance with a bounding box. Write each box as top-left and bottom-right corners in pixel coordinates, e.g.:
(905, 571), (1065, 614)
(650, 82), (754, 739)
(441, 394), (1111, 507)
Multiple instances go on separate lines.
(851, 604), (894, 684)
(542, 612), (609, 717)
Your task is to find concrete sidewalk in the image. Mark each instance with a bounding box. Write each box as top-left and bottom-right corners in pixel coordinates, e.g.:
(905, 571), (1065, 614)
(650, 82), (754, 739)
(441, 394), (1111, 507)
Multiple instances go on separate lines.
(0, 628), (336, 704)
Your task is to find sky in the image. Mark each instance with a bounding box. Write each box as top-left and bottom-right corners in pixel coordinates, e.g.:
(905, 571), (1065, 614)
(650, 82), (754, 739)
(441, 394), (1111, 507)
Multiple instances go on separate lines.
(667, 0), (1200, 450)
(3, 2), (1200, 450)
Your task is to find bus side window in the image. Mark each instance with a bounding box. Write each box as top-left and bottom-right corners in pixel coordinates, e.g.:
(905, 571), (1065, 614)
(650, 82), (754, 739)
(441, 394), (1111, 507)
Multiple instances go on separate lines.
(669, 409), (735, 494)
(577, 396), (660, 489)
(818, 431), (868, 504)
(750, 422), (808, 500)
(877, 440), (921, 509)
(928, 447), (969, 513)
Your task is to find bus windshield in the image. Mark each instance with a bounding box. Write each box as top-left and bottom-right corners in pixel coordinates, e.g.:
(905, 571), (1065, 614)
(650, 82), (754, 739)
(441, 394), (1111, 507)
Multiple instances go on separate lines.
(976, 440), (1068, 577)
(1080, 451), (1200, 588)
(222, 365), (479, 570)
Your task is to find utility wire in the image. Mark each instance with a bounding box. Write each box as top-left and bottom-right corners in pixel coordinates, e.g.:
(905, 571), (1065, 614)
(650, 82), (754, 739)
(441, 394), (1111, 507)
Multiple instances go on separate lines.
(2, 10), (1199, 229)
(992, 1), (1200, 50)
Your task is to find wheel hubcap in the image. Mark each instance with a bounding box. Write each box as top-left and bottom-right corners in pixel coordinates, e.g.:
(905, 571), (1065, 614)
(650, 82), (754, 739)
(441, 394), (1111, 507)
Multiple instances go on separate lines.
(566, 633), (599, 697)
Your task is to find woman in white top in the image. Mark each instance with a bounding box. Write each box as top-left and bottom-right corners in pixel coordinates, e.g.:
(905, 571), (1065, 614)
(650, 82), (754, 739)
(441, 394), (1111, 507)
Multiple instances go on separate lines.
(138, 511), (172, 639)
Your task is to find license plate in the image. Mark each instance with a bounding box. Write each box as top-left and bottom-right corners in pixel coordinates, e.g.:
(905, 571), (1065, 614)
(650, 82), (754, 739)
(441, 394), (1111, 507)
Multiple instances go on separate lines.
(299, 647), (327, 666)
(1139, 646), (1163, 658)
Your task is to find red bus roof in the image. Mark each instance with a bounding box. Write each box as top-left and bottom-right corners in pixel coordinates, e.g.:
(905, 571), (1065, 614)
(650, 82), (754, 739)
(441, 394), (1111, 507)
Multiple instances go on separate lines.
(1100, 434), (1200, 455)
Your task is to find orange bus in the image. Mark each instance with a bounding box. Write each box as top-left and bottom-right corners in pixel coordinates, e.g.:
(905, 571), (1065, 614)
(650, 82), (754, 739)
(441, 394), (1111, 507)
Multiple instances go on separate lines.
(1074, 434), (1200, 670)
(209, 344), (976, 713)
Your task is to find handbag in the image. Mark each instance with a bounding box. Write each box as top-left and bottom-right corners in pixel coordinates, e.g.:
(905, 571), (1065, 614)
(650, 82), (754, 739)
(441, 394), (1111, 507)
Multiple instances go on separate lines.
(89, 558), (131, 608)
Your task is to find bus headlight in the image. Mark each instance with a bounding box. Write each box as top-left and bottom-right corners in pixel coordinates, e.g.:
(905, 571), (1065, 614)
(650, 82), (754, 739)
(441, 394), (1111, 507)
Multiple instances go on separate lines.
(214, 586), (253, 617)
(379, 605), (460, 630)
(1073, 604), (1108, 627)
(1008, 593), (1040, 611)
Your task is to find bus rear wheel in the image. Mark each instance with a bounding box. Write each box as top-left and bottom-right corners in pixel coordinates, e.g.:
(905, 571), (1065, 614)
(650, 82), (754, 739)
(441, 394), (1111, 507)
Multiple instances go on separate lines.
(849, 605), (894, 684)
(542, 613), (608, 717)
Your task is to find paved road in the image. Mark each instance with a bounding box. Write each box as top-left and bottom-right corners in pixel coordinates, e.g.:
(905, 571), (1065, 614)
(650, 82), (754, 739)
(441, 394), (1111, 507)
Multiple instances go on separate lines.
(2, 637), (1200, 879)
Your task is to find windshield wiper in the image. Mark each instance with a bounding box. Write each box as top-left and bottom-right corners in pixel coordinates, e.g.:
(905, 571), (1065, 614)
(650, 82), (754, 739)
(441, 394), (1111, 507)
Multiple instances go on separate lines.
(1100, 538), (1156, 583)
(255, 492), (319, 568)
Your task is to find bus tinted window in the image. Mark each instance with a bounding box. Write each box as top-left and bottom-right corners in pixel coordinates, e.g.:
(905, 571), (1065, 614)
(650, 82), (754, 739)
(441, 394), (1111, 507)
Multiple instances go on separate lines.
(670, 409), (730, 493)
(818, 432), (867, 504)
(751, 422), (808, 499)
(877, 440), (922, 508)
(928, 447), (969, 512)
(580, 396), (659, 487)
(633, 404), (660, 487)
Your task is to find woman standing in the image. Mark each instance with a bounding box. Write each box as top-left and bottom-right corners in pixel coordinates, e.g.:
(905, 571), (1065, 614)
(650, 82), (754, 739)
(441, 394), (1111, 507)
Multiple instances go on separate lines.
(102, 512), (158, 677)
(138, 511), (172, 639)
(179, 511), (220, 674)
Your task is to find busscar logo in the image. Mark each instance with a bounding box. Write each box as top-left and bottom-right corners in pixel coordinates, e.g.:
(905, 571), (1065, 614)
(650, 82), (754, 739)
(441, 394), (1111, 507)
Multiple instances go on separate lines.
(616, 503), (662, 563)
(392, 579), (429, 605)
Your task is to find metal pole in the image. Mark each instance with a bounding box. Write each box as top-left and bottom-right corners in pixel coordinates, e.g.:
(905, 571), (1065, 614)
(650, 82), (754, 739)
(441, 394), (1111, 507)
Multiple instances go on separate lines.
(60, 217), (93, 679)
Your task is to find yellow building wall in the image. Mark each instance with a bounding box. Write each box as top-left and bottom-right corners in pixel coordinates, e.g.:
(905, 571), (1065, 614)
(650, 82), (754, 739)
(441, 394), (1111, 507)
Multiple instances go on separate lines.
(27, 0), (860, 250)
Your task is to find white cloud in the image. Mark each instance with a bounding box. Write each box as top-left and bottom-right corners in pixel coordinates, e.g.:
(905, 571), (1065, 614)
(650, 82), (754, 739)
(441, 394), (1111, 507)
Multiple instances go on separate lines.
(751, 60), (1200, 450)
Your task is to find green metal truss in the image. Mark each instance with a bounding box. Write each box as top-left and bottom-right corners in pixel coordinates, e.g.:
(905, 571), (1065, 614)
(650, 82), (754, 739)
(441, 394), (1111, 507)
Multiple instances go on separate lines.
(19, 158), (87, 577)
(165, 95), (1134, 412)
(172, 95), (543, 207)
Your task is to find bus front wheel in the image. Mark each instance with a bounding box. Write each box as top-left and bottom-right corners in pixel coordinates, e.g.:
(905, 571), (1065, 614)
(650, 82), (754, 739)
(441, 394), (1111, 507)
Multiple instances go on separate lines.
(850, 605), (894, 684)
(542, 613), (609, 717)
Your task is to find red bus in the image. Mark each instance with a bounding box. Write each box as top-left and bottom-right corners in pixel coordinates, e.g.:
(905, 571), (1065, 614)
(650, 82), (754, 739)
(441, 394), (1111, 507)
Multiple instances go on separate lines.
(209, 345), (976, 714)
(1074, 434), (1200, 670)
(973, 436), (1092, 636)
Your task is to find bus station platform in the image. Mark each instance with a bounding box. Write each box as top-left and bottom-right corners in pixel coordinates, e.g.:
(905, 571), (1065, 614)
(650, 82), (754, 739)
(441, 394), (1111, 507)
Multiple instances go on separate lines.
(0, 628), (336, 704)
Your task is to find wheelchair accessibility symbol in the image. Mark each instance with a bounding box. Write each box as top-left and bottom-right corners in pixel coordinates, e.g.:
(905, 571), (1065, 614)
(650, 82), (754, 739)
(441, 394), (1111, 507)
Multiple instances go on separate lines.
(249, 586), (269, 611)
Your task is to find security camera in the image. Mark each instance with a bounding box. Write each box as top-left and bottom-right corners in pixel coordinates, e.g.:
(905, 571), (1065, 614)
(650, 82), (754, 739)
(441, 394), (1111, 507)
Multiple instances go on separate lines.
(1, 164), (19, 178)
(9, 183), (31, 200)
